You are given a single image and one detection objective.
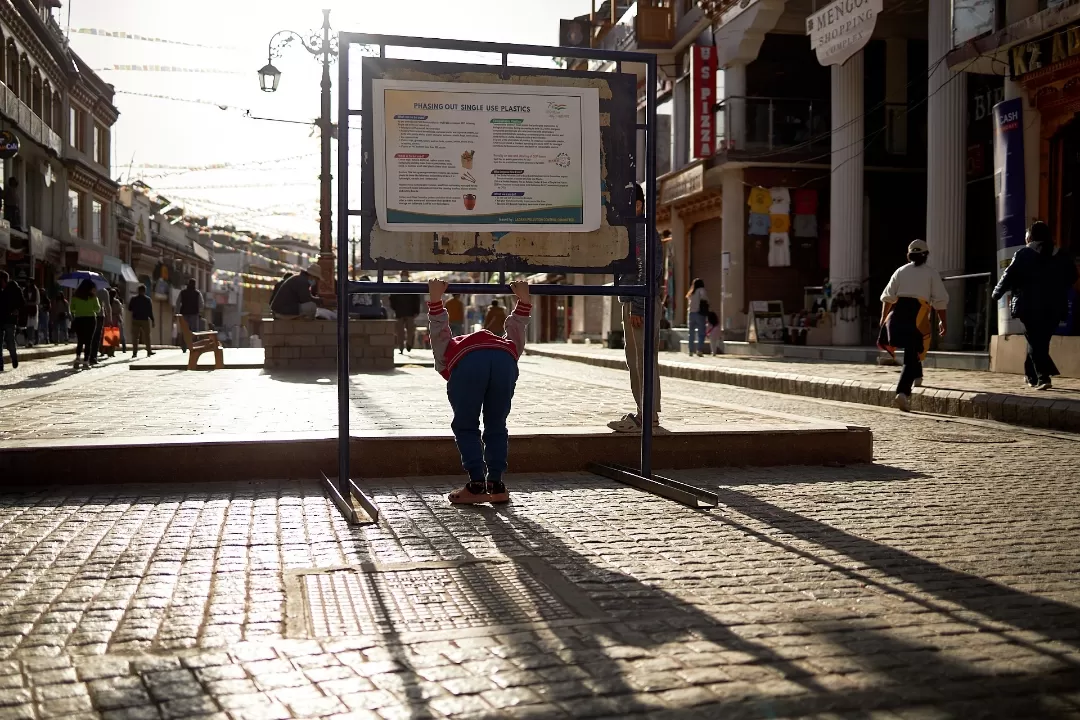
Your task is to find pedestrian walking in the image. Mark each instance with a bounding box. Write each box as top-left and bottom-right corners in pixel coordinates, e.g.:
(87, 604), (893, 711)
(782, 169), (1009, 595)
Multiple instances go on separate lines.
(427, 278), (532, 504)
(176, 279), (204, 351)
(389, 271), (421, 353)
(608, 183), (664, 433)
(70, 279), (100, 370)
(38, 292), (50, 346)
(686, 278), (709, 357)
(127, 285), (155, 357)
(23, 282), (39, 348)
(51, 293), (69, 344)
(445, 293), (466, 336)
(88, 282), (110, 364)
(108, 288), (127, 354)
(878, 239), (949, 412)
(482, 299), (506, 334)
(992, 221), (1079, 390)
(0, 271), (21, 370)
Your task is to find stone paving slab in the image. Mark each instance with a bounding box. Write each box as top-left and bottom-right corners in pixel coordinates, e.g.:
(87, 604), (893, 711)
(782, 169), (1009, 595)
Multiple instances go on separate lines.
(528, 344), (1080, 433)
(0, 355), (806, 444)
(0, 361), (1079, 716)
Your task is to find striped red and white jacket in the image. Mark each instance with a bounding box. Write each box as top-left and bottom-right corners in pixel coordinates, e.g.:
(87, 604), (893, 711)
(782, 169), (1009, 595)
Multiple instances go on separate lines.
(427, 299), (531, 380)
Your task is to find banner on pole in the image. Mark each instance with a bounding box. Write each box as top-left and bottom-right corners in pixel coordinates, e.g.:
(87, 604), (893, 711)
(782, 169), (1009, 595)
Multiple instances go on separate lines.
(992, 97), (1027, 336)
(691, 45), (717, 159)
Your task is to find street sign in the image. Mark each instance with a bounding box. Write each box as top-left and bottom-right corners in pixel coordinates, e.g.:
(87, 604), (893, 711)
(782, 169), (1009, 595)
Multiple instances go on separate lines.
(0, 130), (19, 159)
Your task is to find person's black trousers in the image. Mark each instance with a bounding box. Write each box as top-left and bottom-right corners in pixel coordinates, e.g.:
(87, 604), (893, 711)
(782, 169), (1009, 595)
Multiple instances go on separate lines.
(1023, 317), (1059, 385)
(89, 314), (104, 362)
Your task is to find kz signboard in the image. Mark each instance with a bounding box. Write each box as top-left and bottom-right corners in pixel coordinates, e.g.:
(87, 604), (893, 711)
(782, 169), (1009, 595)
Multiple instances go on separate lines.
(806, 0), (882, 67)
(372, 79), (602, 232)
(691, 45), (717, 159)
(992, 97), (1027, 336)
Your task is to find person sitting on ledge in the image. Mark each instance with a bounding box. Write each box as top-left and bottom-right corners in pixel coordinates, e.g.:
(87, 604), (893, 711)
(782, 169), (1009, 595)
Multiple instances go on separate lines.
(271, 264), (323, 319)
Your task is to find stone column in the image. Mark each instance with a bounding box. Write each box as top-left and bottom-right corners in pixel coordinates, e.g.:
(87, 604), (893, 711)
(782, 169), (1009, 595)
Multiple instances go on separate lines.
(723, 63), (747, 150)
(829, 53), (865, 346)
(721, 168), (746, 336)
(928, 0), (968, 348)
(672, 74), (690, 171)
(669, 211), (688, 323)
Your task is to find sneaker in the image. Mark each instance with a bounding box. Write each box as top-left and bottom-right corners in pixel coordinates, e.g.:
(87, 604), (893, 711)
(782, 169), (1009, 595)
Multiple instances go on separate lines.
(893, 393), (910, 412)
(148, 351), (156, 356)
(1036, 381), (1052, 391)
(448, 480), (510, 505)
(73, 360), (81, 369)
(913, 378), (923, 388)
(607, 413), (642, 433)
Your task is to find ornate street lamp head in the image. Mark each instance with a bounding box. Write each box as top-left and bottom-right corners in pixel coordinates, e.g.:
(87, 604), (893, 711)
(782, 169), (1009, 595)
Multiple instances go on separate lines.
(258, 62), (281, 92)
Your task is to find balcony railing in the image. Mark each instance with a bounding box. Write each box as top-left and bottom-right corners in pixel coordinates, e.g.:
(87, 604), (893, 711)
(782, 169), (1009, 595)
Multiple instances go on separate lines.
(0, 82), (61, 155)
(715, 96), (829, 157)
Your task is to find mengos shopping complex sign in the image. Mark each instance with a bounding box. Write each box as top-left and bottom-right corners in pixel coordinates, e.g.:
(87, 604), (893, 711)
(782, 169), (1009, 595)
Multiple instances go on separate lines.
(806, 0), (882, 67)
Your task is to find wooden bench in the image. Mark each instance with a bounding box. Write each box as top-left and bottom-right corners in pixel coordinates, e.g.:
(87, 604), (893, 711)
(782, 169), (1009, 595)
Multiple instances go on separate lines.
(176, 315), (224, 370)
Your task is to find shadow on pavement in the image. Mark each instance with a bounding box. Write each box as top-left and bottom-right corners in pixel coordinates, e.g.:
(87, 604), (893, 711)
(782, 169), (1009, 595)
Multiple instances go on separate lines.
(712, 487), (1080, 658)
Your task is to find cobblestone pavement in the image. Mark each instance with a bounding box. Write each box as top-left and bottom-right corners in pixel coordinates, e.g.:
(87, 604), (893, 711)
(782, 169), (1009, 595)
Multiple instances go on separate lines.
(0, 359), (1079, 717)
(532, 343), (1080, 397)
(0, 354), (803, 444)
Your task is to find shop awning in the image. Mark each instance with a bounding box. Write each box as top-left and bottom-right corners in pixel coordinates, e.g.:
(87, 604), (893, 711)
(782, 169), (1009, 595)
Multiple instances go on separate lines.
(121, 264), (139, 284)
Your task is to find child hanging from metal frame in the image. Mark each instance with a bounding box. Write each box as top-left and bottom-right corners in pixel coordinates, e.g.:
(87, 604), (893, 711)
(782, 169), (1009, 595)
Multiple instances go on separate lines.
(426, 278), (532, 504)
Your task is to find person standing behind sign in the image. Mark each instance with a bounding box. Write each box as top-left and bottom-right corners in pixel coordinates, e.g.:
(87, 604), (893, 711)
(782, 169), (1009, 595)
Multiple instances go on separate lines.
(389, 271), (421, 353)
(992, 221), (1079, 390)
(609, 183), (664, 433)
(685, 278), (708, 357)
(445, 293), (466, 336)
(483, 299), (506, 334)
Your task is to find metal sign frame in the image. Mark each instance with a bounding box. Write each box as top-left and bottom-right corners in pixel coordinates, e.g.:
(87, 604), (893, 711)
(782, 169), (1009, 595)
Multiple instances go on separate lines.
(333, 32), (675, 522)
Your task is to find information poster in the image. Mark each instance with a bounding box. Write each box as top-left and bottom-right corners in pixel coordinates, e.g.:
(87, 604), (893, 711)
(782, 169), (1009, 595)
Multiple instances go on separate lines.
(373, 79), (602, 233)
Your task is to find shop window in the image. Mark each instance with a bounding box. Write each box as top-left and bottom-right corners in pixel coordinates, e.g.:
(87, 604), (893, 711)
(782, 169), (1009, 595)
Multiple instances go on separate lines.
(92, 200), (102, 244)
(31, 68), (41, 115)
(42, 81), (51, 127)
(19, 55), (29, 102)
(70, 106), (85, 151)
(68, 190), (81, 239)
(94, 125), (109, 167)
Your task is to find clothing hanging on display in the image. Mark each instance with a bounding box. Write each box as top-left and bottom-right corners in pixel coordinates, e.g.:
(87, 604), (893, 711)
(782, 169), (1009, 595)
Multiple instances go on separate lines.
(769, 213), (791, 234)
(794, 188), (818, 215)
(768, 232), (791, 267)
(769, 187), (791, 214)
(793, 214), (818, 238)
(748, 212), (771, 236)
(748, 186), (771, 214)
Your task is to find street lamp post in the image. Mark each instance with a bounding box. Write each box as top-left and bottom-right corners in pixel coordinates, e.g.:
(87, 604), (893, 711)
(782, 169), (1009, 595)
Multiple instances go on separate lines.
(258, 9), (337, 301)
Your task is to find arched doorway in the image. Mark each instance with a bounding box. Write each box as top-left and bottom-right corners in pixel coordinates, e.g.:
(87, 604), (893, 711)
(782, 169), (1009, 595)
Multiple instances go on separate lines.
(1050, 114), (1080, 253)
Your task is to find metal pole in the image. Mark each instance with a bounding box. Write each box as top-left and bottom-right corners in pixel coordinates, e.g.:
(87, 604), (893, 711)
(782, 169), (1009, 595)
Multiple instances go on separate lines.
(336, 35), (351, 498)
(318, 8), (334, 298)
(640, 53), (658, 479)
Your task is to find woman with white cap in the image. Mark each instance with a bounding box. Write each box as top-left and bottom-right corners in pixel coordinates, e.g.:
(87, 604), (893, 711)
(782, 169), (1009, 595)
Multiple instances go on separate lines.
(878, 239), (949, 412)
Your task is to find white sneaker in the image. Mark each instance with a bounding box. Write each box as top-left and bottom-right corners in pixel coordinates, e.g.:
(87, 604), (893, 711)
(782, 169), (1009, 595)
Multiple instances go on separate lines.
(607, 414), (642, 433)
(893, 393), (910, 412)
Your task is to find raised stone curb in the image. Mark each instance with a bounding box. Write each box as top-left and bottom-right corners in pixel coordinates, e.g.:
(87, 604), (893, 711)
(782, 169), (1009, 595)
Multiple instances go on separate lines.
(526, 347), (1080, 433)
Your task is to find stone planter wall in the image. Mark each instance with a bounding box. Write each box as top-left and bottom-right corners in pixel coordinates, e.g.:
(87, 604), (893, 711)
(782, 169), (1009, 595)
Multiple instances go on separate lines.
(263, 318), (395, 371)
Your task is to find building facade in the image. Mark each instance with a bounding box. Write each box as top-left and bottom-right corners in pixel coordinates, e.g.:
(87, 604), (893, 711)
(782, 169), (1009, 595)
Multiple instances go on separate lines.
(559, 0), (1013, 357)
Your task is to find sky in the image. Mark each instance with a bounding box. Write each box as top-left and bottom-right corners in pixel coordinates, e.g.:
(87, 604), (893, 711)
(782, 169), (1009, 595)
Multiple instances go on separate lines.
(66, 0), (593, 244)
